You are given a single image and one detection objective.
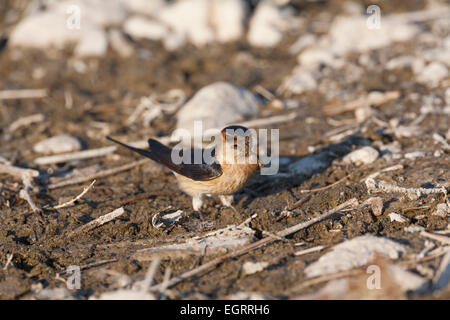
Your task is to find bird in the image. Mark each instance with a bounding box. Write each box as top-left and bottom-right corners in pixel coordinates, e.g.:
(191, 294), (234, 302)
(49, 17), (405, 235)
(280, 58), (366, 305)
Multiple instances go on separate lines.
(106, 125), (263, 212)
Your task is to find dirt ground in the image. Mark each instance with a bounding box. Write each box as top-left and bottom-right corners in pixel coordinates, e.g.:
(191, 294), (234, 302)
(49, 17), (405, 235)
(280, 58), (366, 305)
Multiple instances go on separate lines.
(0, 0), (449, 300)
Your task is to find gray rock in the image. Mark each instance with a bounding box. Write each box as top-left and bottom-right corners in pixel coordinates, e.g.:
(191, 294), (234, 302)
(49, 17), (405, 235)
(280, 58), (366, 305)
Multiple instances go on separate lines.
(9, 0), (123, 57)
(33, 134), (81, 154)
(176, 82), (260, 140)
(123, 16), (169, 42)
(342, 146), (379, 166)
(304, 236), (407, 278)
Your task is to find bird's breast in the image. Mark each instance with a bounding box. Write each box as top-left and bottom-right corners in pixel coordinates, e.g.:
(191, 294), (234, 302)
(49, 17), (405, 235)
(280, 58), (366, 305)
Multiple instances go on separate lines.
(174, 163), (258, 196)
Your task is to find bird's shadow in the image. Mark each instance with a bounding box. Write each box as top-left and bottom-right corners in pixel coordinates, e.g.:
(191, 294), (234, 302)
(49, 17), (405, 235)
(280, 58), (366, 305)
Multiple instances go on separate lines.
(236, 134), (372, 208)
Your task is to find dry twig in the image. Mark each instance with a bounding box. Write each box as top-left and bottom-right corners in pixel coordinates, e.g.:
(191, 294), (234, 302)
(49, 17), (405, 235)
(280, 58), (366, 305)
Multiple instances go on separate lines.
(295, 245), (326, 257)
(323, 91), (400, 116)
(3, 254), (13, 271)
(8, 113), (45, 133)
(67, 207), (125, 238)
(34, 146), (117, 165)
(0, 89), (47, 100)
(237, 112), (297, 128)
(48, 159), (150, 189)
(420, 231), (450, 246)
(53, 180), (96, 209)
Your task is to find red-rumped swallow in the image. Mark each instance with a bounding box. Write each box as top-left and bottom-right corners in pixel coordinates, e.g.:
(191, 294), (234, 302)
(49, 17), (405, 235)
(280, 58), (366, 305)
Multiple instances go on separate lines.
(107, 125), (263, 211)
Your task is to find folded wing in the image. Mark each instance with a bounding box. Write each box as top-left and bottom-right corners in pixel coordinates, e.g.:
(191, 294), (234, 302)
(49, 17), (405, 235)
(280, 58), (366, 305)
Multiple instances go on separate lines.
(106, 136), (223, 181)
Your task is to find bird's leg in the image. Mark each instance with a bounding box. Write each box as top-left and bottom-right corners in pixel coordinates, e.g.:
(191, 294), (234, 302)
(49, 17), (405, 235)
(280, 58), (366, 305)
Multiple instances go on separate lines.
(219, 195), (239, 214)
(192, 194), (207, 222)
(192, 194), (204, 212)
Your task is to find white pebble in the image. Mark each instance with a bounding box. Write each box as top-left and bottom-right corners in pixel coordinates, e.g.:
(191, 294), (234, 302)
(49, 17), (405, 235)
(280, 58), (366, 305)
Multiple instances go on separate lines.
(33, 134), (81, 155)
(247, 1), (295, 47)
(176, 82), (260, 142)
(243, 261), (269, 275)
(432, 203), (450, 217)
(417, 62), (449, 87)
(388, 213), (408, 223)
(123, 16), (168, 41)
(342, 146), (379, 166)
(108, 29), (134, 58)
(404, 151), (425, 160)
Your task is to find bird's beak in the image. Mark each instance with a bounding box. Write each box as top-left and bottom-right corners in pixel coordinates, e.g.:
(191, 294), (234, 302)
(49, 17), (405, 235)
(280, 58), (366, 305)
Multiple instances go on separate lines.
(257, 159), (264, 169)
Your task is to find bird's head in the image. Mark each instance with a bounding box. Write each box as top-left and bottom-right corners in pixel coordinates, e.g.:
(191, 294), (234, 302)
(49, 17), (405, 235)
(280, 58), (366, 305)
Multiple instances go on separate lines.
(218, 125), (263, 168)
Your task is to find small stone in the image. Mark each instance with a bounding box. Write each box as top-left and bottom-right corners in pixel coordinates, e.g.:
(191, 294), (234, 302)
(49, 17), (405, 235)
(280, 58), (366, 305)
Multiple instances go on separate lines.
(432, 203), (450, 217)
(33, 134), (81, 155)
(289, 33), (316, 55)
(121, 0), (166, 16)
(365, 197), (383, 216)
(123, 16), (168, 41)
(404, 225), (425, 233)
(342, 146), (379, 166)
(355, 105), (374, 123)
(158, 0), (214, 47)
(211, 0), (247, 43)
(388, 213), (409, 223)
(108, 29), (134, 58)
(243, 261), (269, 275)
(280, 66), (317, 94)
(304, 236), (406, 278)
(176, 82), (260, 141)
(404, 151), (425, 160)
(74, 28), (108, 57)
(417, 62), (449, 87)
(247, 1), (295, 47)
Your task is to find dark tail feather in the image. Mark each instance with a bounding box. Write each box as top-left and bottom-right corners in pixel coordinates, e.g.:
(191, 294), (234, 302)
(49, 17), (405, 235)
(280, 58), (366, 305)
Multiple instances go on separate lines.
(106, 136), (157, 161)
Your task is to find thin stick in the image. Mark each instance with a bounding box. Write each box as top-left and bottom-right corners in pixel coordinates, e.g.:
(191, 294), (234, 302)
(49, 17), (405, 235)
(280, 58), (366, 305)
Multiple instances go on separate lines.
(142, 259), (161, 294)
(420, 231), (450, 246)
(323, 91), (400, 116)
(8, 113), (45, 133)
(53, 180), (96, 209)
(295, 245), (326, 257)
(148, 198), (358, 291)
(159, 267), (172, 298)
(398, 247), (450, 267)
(48, 159), (150, 189)
(19, 174), (41, 213)
(67, 207), (125, 238)
(289, 194), (312, 211)
(3, 254), (13, 271)
(236, 112), (297, 128)
(0, 89), (47, 100)
(34, 146), (117, 165)
(0, 164), (41, 212)
(0, 163), (39, 180)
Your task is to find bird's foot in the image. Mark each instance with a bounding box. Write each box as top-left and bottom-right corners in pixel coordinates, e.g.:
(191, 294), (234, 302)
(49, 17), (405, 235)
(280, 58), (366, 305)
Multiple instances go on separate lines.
(219, 195), (234, 207)
(219, 195), (240, 215)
